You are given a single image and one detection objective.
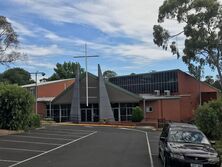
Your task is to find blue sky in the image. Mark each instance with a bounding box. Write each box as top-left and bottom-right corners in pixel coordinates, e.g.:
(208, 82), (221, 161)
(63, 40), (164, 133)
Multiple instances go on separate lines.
(0, 0), (219, 81)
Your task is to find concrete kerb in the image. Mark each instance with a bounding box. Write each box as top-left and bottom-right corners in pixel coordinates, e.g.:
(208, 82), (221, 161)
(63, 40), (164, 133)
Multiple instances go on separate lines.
(57, 122), (137, 129)
(55, 122), (157, 131)
(0, 129), (24, 137)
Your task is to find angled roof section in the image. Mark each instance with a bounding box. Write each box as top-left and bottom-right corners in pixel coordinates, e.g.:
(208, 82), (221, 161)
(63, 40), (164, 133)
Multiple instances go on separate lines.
(22, 78), (75, 88)
(52, 72), (141, 104)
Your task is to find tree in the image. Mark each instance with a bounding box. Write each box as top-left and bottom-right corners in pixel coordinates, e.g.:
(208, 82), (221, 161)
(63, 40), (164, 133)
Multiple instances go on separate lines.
(130, 73), (136, 76)
(153, 0), (222, 85)
(204, 75), (214, 85)
(47, 62), (84, 81)
(103, 70), (117, 79)
(0, 16), (22, 65)
(203, 75), (222, 90)
(0, 68), (34, 85)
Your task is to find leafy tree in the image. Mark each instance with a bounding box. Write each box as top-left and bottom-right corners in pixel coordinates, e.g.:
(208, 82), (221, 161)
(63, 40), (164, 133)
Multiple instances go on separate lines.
(153, 0), (222, 85)
(0, 67), (34, 85)
(130, 73), (136, 76)
(47, 62), (84, 81)
(0, 16), (23, 65)
(212, 80), (222, 90)
(204, 75), (214, 85)
(203, 75), (222, 90)
(103, 70), (117, 79)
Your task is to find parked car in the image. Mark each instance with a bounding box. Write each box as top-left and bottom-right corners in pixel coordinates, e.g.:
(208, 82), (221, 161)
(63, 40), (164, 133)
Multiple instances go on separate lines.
(159, 122), (221, 167)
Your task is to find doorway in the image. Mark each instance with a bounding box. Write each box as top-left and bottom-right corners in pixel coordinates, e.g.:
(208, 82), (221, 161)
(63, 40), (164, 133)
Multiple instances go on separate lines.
(81, 109), (92, 122)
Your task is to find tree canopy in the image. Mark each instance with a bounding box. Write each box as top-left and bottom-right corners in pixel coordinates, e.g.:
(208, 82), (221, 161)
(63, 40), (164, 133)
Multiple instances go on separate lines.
(47, 62), (84, 81)
(0, 67), (34, 85)
(153, 0), (222, 86)
(103, 70), (117, 79)
(204, 75), (222, 90)
(0, 16), (22, 65)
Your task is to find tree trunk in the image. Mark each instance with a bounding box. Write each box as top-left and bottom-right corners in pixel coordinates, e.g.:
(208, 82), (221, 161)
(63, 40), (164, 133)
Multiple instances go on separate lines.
(216, 66), (222, 89)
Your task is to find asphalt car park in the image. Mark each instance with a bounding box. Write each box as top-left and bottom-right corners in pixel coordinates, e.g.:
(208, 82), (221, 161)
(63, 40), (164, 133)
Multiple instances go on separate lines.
(0, 125), (163, 167)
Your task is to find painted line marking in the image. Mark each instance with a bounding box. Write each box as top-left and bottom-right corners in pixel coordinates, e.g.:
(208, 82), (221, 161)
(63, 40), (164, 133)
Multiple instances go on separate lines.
(45, 128), (94, 133)
(27, 132), (83, 137)
(0, 139), (61, 146)
(10, 135), (73, 141)
(35, 129), (91, 135)
(0, 159), (19, 163)
(145, 132), (154, 167)
(0, 147), (44, 153)
(120, 128), (154, 167)
(8, 131), (97, 167)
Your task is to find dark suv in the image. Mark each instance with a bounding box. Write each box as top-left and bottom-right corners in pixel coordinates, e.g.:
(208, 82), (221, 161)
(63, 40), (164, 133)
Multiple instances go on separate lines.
(159, 122), (221, 167)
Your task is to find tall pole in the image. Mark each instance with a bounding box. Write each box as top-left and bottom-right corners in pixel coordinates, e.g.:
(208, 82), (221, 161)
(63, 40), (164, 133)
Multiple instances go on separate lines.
(85, 43), (88, 106)
(30, 71), (45, 115)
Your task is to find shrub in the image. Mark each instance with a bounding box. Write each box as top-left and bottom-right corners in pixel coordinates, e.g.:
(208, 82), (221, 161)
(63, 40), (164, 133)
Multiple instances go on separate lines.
(0, 84), (35, 130)
(132, 106), (144, 122)
(29, 114), (41, 129)
(195, 99), (222, 140)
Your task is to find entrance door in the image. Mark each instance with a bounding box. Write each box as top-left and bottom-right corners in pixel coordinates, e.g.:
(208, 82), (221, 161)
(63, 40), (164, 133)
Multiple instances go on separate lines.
(113, 108), (119, 121)
(86, 109), (92, 122)
(81, 109), (86, 122)
(81, 109), (92, 122)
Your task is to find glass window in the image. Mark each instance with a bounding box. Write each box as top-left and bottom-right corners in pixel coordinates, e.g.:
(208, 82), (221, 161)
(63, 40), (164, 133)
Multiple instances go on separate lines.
(168, 130), (210, 144)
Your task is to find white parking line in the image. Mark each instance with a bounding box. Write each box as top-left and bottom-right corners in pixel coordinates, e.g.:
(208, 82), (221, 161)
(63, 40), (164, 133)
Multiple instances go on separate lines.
(0, 147), (44, 153)
(0, 139), (61, 146)
(9, 131), (97, 167)
(45, 128), (95, 133)
(120, 128), (154, 167)
(0, 159), (19, 163)
(10, 135), (73, 141)
(35, 129), (91, 135)
(27, 132), (82, 138)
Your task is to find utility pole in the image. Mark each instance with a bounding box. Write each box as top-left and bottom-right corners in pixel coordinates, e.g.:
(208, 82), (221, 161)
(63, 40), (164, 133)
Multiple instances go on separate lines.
(73, 43), (99, 106)
(30, 71), (45, 114)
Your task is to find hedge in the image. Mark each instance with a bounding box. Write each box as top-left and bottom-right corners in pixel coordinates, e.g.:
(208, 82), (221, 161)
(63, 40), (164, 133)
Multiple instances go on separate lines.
(195, 99), (222, 140)
(0, 84), (38, 130)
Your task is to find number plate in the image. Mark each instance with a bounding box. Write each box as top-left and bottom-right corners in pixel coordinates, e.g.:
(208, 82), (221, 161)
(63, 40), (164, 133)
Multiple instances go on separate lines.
(190, 164), (203, 167)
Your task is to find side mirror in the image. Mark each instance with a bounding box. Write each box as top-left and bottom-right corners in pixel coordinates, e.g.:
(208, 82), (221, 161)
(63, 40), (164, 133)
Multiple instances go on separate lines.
(210, 140), (216, 145)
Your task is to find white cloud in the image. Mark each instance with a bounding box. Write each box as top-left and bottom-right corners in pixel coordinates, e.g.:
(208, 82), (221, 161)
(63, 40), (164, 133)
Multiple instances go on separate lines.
(18, 44), (63, 56)
(13, 0), (165, 42)
(11, 0), (216, 73)
(7, 18), (35, 37)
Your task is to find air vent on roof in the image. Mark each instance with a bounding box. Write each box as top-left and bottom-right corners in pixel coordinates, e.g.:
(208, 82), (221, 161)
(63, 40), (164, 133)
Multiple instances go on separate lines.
(154, 90), (160, 96)
(164, 90), (171, 96)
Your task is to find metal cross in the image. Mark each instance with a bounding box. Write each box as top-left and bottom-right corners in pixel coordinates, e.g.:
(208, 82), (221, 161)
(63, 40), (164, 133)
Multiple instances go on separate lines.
(73, 43), (99, 106)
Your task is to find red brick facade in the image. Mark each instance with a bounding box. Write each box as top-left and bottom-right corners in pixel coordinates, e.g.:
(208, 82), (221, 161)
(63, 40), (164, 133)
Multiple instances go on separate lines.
(142, 71), (218, 127)
(23, 79), (74, 118)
